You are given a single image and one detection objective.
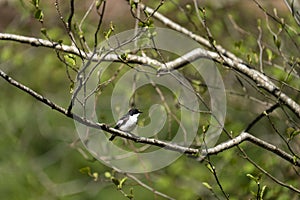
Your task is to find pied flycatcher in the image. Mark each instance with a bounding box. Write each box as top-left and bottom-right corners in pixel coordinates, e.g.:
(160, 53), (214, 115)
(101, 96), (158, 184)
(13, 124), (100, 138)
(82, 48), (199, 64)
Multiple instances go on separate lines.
(109, 108), (142, 141)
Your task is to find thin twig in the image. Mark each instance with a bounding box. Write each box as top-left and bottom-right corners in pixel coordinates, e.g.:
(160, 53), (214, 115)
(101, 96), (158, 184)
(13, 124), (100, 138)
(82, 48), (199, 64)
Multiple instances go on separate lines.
(245, 103), (280, 132)
(67, 0), (75, 32)
(1, 64), (300, 170)
(94, 0), (106, 48)
(126, 173), (175, 200)
(257, 23), (264, 73)
(240, 149), (300, 194)
(202, 133), (229, 200)
(1, 32), (300, 118)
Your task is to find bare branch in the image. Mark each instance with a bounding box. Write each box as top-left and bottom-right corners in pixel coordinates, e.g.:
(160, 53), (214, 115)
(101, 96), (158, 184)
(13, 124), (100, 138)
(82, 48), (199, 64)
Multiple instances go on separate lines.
(245, 104), (280, 132)
(0, 32), (84, 56)
(125, 173), (175, 200)
(139, 4), (300, 117)
(67, 0), (75, 31)
(94, 0), (107, 47)
(240, 149), (300, 194)
(2, 65), (300, 175)
(1, 32), (299, 118)
(257, 23), (264, 73)
(158, 48), (300, 118)
(140, 3), (244, 64)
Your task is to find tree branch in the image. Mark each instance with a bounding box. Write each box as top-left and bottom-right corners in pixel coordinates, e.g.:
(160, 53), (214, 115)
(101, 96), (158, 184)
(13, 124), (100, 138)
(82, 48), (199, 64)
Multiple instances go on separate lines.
(0, 32), (84, 56)
(1, 31), (299, 118)
(139, 4), (300, 117)
(140, 3), (244, 64)
(1, 67), (300, 171)
(158, 48), (300, 118)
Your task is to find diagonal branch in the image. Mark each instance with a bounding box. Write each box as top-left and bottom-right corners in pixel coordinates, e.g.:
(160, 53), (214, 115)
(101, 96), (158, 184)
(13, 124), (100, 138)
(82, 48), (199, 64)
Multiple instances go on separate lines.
(1, 32), (299, 118)
(139, 4), (300, 118)
(157, 48), (300, 118)
(1, 67), (300, 173)
(0, 32), (163, 66)
(139, 3), (244, 64)
(0, 32), (84, 56)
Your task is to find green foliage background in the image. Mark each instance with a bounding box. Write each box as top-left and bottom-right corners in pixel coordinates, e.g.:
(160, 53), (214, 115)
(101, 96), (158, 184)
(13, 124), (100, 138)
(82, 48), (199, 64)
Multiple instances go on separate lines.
(0, 0), (299, 199)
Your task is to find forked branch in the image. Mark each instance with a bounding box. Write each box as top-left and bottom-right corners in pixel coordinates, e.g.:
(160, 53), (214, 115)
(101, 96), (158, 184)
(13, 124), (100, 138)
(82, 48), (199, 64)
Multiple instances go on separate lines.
(0, 68), (299, 170)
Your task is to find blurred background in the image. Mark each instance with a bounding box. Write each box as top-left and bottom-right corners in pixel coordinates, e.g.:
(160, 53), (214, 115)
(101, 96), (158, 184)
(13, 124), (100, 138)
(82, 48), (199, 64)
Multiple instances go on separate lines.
(0, 0), (299, 199)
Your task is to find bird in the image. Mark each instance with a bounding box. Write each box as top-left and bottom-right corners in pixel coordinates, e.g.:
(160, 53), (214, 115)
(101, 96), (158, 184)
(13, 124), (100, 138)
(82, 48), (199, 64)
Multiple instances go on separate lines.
(109, 108), (142, 141)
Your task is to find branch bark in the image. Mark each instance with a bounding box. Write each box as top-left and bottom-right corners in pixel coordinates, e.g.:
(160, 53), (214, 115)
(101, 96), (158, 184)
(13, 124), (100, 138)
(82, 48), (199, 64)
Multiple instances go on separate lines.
(0, 67), (299, 170)
(1, 32), (299, 118)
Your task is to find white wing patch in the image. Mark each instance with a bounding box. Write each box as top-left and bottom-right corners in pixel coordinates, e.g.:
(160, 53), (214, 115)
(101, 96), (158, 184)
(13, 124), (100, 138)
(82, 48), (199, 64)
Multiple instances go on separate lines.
(115, 119), (124, 128)
(115, 114), (140, 132)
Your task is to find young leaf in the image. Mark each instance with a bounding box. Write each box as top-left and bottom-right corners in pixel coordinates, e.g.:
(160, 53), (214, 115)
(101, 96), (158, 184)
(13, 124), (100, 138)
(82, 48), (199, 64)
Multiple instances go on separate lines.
(31, 0), (39, 7)
(40, 28), (47, 35)
(260, 185), (267, 199)
(92, 172), (99, 181)
(96, 0), (103, 10)
(104, 22), (115, 40)
(118, 177), (127, 189)
(34, 9), (44, 22)
(104, 171), (111, 178)
(202, 182), (212, 190)
(64, 54), (76, 66)
(246, 173), (256, 182)
(266, 48), (273, 61)
(79, 166), (91, 175)
(286, 127), (300, 139)
(206, 164), (214, 173)
(111, 177), (120, 187)
(293, 156), (298, 165)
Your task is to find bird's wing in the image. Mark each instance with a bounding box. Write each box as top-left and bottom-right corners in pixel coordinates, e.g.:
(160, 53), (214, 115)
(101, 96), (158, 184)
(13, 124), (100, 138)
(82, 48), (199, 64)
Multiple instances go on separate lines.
(114, 114), (129, 129)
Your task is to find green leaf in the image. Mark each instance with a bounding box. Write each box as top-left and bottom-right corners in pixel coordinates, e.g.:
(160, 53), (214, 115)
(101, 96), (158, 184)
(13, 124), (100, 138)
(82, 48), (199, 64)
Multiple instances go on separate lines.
(40, 28), (47, 35)
(69, 82), (74, 94)
(126, 189), (134, 200)
(202, 182), (212, 190)
(257, 19), (261, 26)
(111, 177), (120, 187)
(79, 166), (91, 175)
(286, 127), (300, 139)
(205, 164), (214, 173)
(291, 130), (300, 139)
(286, 127), (295, 136)
(273, 35), (281, 49)
(34, 9), (44, 22)
(186, 4), (192, 11)
(125, 194), (134, 199)
(92, 172), (99, 181)
(118, 177), (127, 189)
(31, 0), (39, 7)
(246, 173), (256, 180)
(266, 48), (273, 61)
(275, 39), (281, 49)
(96, 0), (102, 10)
(104, 22), (115, 40)
(234, 40), (242, 49)
(104, 171), (111, 178)
(119, 52), (128, 61)
(64, 54), (76, 66)
(293, 156), (298, 164)
(79, 30), (84, 39)
(57, 40), (64, 44)
(129, 0), (137, 9)
(247, 54), (252, 63)
(260, 185), (267, 199)
(246, 173), (261, 183)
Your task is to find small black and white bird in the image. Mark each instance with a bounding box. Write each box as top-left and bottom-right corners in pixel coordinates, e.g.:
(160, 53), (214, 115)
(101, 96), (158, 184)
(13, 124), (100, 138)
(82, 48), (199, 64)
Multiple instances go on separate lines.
(109, 108), (142, 141)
